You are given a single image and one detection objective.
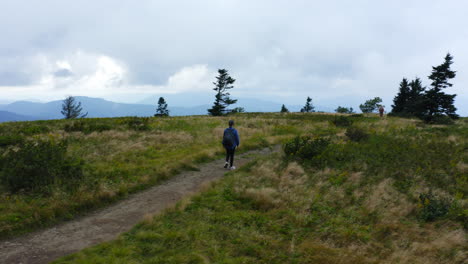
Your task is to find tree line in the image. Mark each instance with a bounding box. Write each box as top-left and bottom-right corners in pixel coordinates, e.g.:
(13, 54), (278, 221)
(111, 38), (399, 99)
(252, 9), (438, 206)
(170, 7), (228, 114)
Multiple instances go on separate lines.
(60, 53), (459, 122)
(390, 53), (458, 123)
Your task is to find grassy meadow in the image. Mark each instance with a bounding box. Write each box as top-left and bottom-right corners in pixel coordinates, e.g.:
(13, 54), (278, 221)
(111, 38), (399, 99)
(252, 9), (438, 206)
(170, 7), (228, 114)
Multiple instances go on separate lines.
(0, 113), (351, 238)
(47, 114), (467, 263)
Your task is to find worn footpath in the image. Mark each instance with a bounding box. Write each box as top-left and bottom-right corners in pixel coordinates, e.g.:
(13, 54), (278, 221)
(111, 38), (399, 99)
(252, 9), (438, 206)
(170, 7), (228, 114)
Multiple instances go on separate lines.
(0, 147), (275, 264)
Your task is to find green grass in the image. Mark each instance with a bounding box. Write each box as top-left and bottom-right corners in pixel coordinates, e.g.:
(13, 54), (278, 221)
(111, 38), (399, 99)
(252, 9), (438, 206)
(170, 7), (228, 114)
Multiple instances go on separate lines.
(53, 116), (467, 263)
(0, 113), (380, 238)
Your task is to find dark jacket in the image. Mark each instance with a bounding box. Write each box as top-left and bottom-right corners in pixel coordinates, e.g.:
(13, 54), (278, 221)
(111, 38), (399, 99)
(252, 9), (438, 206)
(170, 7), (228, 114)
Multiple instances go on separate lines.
(223, 127), (240, 150)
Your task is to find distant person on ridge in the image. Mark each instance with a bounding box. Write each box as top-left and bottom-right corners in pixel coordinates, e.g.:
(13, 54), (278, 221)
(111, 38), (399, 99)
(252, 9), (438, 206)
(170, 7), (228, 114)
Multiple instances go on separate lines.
(222, 120), (240, 170)
(379, 105), (385, 118)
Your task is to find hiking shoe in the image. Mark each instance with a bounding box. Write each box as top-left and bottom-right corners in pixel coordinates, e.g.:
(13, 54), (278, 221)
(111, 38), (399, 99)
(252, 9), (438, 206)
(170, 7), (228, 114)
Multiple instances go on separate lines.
(230, 166), (236, 170)
(224, 162), (229, 169)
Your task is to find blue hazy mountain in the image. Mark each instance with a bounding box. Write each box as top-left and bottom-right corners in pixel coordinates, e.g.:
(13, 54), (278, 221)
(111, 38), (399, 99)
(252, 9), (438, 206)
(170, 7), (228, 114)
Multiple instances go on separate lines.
(139, 93), (332, 112)
(0, 97), (157, 120)
(0, 96), (333, 122)
(0, 110), (40, 122)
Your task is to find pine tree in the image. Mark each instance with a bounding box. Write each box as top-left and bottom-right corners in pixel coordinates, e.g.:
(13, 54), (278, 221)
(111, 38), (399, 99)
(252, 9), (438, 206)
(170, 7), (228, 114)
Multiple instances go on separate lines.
(280, 104), (289, 113)
(155, 97), (169, 117)
(61, 96), (87, 119)
(391, 78), (410, 114)
(423, 53), (458, 121)
(390, 77), (427, 117)
(300, 97), (314, 113)
(406, 78), (426, 117)
(208, 69), (237, 116)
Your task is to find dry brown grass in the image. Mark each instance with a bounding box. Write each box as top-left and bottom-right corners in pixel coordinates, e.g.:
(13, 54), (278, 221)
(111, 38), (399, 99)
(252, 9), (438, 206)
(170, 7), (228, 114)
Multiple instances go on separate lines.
(279, 162), (307, 192)
(456, 162), (468, 172)
(241, 188), (279, 211)
(383, 227), (467, 264)
(250, 161), (279, 184)
(96, 183), (117, 200)
(364, 179), (415, 221)
(348, 171), (363, 184)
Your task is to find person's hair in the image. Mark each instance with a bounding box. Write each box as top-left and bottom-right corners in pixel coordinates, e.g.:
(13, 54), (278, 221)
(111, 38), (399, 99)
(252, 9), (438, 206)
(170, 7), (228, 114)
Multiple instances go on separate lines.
(229, 120), (234, 127)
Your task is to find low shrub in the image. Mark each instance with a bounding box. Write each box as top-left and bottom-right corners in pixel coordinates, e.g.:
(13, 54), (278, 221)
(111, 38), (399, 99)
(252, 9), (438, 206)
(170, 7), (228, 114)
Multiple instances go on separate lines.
(418, 192), (451, 222)
(19, 125), (50, 135)
(0, 139), (84, 193)
(64, 121), (85, 132)
(64, 121), (112, 134)
(427, 115), (455, 125)
(345, 127), (369, 142)
(86, 123), (112, 133)
(229, 107), (245, 114)
(331, 116), (353, 127)
(125, 117), (151, 131)
(0, 135), (24, 147)
(387, 112), (415, 118)
(284, 136), (330, 161)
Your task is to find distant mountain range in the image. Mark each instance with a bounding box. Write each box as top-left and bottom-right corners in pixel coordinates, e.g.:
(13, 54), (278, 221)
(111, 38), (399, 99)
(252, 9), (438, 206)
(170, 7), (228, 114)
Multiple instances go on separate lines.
(0, 111), (40, 122)
(0, 96), (334, 123)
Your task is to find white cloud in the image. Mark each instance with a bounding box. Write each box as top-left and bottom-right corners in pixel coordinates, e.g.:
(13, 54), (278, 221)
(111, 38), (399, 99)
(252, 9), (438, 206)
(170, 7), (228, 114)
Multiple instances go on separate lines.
(165, 64), (213, 93)
(0, 0), (467, 114)
(0, 51), (214, 102)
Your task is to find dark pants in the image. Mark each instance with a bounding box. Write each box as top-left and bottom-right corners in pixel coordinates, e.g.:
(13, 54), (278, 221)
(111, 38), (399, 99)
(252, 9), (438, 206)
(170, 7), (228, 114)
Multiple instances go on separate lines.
(225, 147), (235, 167)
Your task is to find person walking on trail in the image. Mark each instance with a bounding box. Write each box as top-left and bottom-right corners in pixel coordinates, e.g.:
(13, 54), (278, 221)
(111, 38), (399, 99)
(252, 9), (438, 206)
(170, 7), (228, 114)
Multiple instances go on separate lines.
(223, 120), (240, 170)
(379, 105), (385, 118)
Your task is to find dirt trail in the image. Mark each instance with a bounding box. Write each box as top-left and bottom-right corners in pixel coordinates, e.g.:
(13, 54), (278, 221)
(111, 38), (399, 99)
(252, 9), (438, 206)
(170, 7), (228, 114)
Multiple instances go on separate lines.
(0, 147), (276, 264)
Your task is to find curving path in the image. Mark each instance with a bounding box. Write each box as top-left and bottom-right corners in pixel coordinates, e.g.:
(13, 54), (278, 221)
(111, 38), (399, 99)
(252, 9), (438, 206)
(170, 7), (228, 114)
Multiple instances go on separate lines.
(0, 147), (276, 264)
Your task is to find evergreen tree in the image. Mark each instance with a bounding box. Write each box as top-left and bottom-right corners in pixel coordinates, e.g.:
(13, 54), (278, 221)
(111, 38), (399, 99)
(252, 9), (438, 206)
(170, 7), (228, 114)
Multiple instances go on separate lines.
(208, 69), (237, 116)
(406, 78), (426, 117)
(391, 78), (410, 114)
(423, 53), (458, 121)
(359, 97), (382, 113)
(61, 96), (87, 119)
(280, 104), (289, 113)
(300, 97), (314, 113)
(155, 97), (169, 117)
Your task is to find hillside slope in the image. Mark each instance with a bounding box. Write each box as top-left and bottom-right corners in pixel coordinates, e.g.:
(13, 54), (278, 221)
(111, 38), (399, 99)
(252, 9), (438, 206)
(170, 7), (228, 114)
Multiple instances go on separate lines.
(0, 113), (322, 238)
(53, 116), (467, 264)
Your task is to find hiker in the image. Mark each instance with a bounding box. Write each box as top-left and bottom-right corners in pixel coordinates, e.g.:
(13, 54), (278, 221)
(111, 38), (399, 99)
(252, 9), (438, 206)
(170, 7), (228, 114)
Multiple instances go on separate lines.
(222, 120), (240, 170)
(379, 105), (385, 118)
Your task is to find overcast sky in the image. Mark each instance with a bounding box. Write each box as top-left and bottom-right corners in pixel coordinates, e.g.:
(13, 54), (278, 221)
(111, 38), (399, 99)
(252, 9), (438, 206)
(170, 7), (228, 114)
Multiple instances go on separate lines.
(0, 0), (467, 114)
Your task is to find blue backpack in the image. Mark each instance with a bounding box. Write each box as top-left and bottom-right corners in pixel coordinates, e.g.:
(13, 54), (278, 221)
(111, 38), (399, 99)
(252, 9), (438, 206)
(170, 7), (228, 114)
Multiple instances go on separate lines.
(223, 129), (236, 148)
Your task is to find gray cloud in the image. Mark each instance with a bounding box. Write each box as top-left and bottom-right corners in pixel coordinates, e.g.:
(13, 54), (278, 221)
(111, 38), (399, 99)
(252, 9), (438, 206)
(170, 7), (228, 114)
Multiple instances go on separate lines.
(0, 0), (467, 114)
(53, 68), (73, 78)
(0, 71), (33, 86)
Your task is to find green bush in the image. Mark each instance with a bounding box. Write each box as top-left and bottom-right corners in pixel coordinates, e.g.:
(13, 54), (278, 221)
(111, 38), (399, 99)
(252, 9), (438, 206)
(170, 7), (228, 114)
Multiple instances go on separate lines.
(64, 121), (85, 132)
(125, 117), (151, 131)
(64, 121), (112, 134)
(0, 139), (84, 193)
(86, 123), (112, 133)
(0, 135), (24, 147)
(331, 116), (353, 127)
(284, 136), (330, 160)
(418, 192), (451, 221)
(345, 127), (369, 142)
(427, 115), (455, 125)
(20, 125), (50, 135)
